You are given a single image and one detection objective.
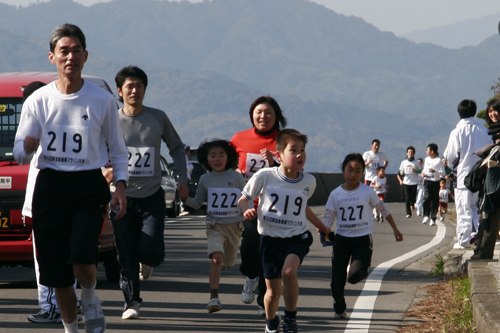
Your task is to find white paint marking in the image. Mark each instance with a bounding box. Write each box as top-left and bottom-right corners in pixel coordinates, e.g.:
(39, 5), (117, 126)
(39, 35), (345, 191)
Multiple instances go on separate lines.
(344, 221), (447, 332)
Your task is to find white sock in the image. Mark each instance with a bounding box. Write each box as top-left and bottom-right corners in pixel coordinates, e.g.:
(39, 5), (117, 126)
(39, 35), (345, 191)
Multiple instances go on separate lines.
(63, 318), (80, 333)
(80, 281), (97, 304)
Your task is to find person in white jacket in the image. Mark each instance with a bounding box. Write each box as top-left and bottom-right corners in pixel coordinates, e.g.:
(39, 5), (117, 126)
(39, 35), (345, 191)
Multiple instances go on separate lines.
(443, 99), (490, 249)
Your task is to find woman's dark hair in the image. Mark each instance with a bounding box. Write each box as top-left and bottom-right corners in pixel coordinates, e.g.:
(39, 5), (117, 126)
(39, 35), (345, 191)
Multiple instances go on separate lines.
(197, 139), (239, 172)
(341, 153), (365, 172)
(486, 98), (500, 125)
(248, 96), (287, 131)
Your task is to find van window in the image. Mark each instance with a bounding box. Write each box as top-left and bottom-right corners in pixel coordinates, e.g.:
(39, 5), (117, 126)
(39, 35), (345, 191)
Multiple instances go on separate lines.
(0, 98), (22, 147)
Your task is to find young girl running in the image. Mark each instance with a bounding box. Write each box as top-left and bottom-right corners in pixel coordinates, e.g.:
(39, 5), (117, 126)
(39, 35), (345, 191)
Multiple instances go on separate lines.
(181, 139), (246, 313)
(322, 153), (403, 318)
(438, 178), (454, 221)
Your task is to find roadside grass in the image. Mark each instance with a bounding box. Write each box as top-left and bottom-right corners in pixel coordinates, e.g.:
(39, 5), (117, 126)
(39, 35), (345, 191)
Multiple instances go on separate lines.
(398, 258), (474, 333)
(429, 254), (444, 276)
(442, 275), (473, 332)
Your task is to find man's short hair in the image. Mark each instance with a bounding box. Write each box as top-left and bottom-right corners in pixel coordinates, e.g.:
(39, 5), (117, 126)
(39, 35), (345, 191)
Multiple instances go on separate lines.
(49, 23), (86, 52)
(276, 129), (308, 152)
(407, 146), (415, 153)
(372, 139), (380, 145)
(115, 66), (148, 90)
(457, 99), (476, 119)
(427, 143), (439, 155)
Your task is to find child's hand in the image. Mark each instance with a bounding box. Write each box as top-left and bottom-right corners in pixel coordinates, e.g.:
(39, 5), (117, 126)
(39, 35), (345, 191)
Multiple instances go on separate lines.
(243, 208), (257, 220)
(317, 225), (330, 236)
(394, 230), (403, 242)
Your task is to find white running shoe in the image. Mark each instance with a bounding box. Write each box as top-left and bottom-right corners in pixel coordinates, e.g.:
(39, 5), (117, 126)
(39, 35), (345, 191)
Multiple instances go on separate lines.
(422, 216), (429, 224)
(453, 242), (465, 250)
(257, 306), (266, 317)
(179, 211), (190, 216)
(440, 216), (445, 221)
(241, 277), (258, 304)
(334, 311), (348, 319)
(122, 301), (140, 319)
(207, 298), (221, 313)
(139, 263), (153, 281)
(429, 220), (436, 226)
(82, 296), (106, 333)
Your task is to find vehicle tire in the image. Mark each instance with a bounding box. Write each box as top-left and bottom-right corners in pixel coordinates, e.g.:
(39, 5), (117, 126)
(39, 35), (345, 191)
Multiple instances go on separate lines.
(166, 191), (180, 218)
(102, 249), (121, 283)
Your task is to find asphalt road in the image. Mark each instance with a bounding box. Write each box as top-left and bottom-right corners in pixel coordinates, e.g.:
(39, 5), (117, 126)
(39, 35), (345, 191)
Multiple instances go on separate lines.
(0, 203), (455, 332)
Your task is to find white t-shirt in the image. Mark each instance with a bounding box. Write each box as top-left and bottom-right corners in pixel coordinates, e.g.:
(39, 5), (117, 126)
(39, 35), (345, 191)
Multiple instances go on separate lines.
(423, 156), (445, 182)
(439, 189), (451, 203)
(371, 176), (387, 194)
(323, 183), (382, 237)
(242, 167), (316, 238)
(399, 159), (421, 185)
(13, 80), (128, 182)
(363, 150), (388, 181)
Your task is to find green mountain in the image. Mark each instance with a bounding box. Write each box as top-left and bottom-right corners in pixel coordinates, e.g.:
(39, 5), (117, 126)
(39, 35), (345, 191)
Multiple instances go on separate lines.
(0, 0), (494, 172)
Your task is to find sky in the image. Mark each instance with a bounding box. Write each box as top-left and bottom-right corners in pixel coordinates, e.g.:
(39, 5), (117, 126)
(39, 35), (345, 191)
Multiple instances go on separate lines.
(2, 0), (500, 36)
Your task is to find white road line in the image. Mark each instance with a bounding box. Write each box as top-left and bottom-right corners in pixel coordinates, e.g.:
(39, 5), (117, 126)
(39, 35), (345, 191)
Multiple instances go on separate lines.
(344, 220), (447, 332)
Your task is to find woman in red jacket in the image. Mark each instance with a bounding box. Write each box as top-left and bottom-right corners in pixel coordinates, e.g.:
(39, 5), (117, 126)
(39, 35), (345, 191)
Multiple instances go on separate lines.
(231, 96), (287, 316)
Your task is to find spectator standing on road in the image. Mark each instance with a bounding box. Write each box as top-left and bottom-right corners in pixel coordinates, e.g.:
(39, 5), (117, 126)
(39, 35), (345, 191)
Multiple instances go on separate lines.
(422, 143), (445, 227)
(230, 96), (287, 316)
(415, 158), (425, 216)
(181, 140), (245, 313)
(108, 66), (189, 320)
(443, 99), (490, 249)
(362, 139), (388, 186)
(14, 23), (129, 333)
(473, 98), (500, 259)
(397, 146), (421, 218)
(323, 153), (403, 320)
(239, 129), (331, 333)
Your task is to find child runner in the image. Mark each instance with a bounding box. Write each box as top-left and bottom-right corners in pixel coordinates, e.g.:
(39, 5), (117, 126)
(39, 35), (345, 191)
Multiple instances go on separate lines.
(438, 178), (454, 222)
(422, 143), (445, 226)
(238, 129), (330, 333)
(323, 153), (403, 319)
(370, 166), (388, 222)
(415, 158), (425, 216)
(181, 140), (246, 313)
(397, 146), (421, 218)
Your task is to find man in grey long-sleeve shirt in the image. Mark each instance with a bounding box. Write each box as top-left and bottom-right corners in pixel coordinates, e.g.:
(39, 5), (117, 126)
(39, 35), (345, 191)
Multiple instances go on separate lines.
(109, 66), (188, 320)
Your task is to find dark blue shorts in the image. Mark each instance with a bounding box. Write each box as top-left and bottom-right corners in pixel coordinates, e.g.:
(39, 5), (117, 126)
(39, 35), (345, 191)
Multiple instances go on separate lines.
(259, 230), (313, 279)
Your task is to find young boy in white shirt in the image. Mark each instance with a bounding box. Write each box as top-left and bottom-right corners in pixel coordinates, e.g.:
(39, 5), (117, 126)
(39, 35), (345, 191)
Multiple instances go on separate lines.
(238, 129), (330, 333)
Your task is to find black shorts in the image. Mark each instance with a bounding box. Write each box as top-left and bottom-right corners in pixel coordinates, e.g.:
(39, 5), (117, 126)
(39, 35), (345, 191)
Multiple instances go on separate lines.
(32, 168), (110, 288)
(259, 231), (313, 279)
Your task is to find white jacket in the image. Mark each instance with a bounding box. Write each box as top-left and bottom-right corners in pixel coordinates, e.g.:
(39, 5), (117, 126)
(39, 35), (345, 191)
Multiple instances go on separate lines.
(443, 117), (490, 189)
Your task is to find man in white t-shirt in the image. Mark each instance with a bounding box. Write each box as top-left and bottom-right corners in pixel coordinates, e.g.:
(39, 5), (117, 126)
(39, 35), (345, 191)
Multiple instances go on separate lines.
(397, 146), (421, 218)
(14, 24), (128, 333)
(362, 139), (388, 185)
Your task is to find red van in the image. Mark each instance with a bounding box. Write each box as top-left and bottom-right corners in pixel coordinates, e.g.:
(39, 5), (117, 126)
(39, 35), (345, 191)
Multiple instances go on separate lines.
(0, 72), (120, 282)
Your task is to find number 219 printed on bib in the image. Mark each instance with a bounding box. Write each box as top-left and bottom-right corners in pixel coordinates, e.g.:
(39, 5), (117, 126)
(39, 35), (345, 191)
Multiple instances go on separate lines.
(207, 188), (241, 217)
(41, 124), (88, 165)
(128, 147), (155, 177)
(261, 186), (306, 228)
